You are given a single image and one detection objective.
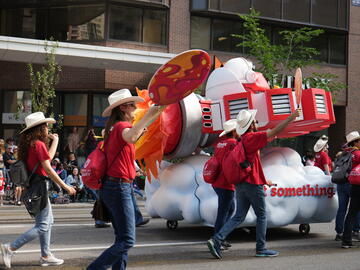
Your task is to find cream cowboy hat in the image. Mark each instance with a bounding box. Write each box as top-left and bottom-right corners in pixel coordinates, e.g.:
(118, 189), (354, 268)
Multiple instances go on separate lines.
(102, 89), (144, 117)
(20, 112), (56, 134)
(235, 109), (257, 136)
(219, 119), (237, 137)
(346, 131), (360, 145)
(313, 137), (328, 152)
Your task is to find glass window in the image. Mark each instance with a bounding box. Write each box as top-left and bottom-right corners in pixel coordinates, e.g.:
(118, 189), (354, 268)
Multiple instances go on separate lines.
(283, 0), (310, 23)
(307, 35), (328, 63)
(63, 94), (87, 126)
(329, 35), (346, 65)
(209, 0), (219, 9)
(312, 0), (337, 27)
(212, 19), (232, 51)
(191, 0), (208, 10)
(92, 94), (108, 127)
(191, 16), (211, 50)
(338, 0), (348, 29)
(2, 91), (31, 125)
(221, 0), (250, 13)
(109, 5), (142, 42)
(143, 9), (167, 44)
(253, 0), (281, 19)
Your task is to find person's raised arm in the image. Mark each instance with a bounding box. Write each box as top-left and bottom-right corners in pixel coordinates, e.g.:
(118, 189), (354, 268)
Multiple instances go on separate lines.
(267, 108), (301, 139)
(122, 105), (166, 144)
(47, 133), (59, 160)
(41, 159), (76, 195)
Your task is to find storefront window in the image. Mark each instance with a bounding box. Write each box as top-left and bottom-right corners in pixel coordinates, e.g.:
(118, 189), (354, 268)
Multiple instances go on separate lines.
(191, 16), (211, 50)
(63, 93), (87, 127)
(93, 94), (108, 127)
(2, 91), (31, 125)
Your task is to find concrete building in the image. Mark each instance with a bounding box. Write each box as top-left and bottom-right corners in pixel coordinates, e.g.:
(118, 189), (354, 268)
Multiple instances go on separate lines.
(0, 0), (358, 159)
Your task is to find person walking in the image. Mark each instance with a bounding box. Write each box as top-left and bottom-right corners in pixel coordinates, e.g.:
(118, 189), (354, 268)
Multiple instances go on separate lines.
(341, 131), (360, 248)
(0, 112), (76, 268)
(208, 119), (238, 249)
(87, 89), (164, 270)
(207, 108), (300, 259)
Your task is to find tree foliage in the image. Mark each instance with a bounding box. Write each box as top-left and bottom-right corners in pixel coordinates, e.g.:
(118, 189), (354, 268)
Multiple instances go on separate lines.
(27, 40), (63, 130)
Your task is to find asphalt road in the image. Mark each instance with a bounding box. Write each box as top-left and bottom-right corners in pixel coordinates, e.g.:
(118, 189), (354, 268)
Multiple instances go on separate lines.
(0, 201), (359, 270)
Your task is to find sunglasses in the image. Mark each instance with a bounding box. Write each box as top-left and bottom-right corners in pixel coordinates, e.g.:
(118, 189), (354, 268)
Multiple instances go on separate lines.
(121, 102), (136, 108)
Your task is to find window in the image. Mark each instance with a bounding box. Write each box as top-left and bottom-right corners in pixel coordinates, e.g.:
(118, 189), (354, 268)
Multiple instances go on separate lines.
(312, 0), (338, 27)
(92, 94), (108, 127)
(252, 0), (281, 19)
(221, 0), (250, 13)
(329, 35), (346, 65)
(109, 5), (167, 45)
(2, 91), (31, 125)
(191, 0), (208, 10)
(307, 35), (328, 63)
(63, 94), (87, 126)
(283, 0), (310, 23)
(0, 4), (105, 41)
(191, 16), (211, 50)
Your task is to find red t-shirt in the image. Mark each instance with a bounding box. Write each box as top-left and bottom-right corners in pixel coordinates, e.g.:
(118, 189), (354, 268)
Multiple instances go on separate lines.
(26, 140), (50, 176)
(212, 137), (237, 191)
(314, 151), (332, 172)
(344, 148), (360, 170)
(241, 131), (268, 185)
(104, 121), (135, 180)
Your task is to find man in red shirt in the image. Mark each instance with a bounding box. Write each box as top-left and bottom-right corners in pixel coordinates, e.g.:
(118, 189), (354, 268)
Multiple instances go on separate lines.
(207, 108), (300, 259)
(313, 137), (332, 175)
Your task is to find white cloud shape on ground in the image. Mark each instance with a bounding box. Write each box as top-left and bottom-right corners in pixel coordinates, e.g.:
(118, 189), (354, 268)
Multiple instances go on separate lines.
(145, 147), (338, 228)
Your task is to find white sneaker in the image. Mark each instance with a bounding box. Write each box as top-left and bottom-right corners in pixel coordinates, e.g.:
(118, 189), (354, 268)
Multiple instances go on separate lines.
(1, 243), (14, 269)
(40, 253), (64, 267)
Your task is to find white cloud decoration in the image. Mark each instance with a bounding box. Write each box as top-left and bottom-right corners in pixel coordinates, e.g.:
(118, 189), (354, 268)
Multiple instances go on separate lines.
(145, 147), (338, 228)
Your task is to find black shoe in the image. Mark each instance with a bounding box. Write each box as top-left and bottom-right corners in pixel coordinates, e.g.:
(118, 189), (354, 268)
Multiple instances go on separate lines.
(95, 223), (110, 228)
(335, 234), (342, 241)
(136, 218), (150, 227)
(342, 241), (358, 248)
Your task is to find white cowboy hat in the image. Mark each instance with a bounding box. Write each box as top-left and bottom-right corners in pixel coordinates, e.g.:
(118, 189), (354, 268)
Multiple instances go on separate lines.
(20, 112), (55, 134)
(346, 131), (360, 145)
(219, 119), (237, 137)
(313, 137), (328, 152)
(102, 89), (144, 117)
(235, 109), (257, 136)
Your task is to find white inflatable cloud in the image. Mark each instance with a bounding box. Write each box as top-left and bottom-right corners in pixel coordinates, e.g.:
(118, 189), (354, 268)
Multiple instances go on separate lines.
(145, 147), (338, 227)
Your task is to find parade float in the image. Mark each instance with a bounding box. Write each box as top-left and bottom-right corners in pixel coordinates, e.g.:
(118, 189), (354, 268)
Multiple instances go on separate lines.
(133, 50), (337, 234)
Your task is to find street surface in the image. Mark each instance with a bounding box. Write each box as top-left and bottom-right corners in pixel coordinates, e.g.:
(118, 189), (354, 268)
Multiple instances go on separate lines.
(0, 201), (359, 270)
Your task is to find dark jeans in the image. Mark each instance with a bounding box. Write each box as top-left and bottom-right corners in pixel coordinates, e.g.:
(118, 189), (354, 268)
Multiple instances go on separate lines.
(131, 187), (144, 225)
(336, 183), (360, 234)
(342, 185), (360, 244)
(87, 181), (135, 270)
(214, 182), (267, 252)
(213, 187), (235, 234)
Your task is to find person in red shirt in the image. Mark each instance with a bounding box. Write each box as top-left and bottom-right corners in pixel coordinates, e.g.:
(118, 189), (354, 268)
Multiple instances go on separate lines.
(208, 119), (238, 249)
(313, 137), (332, 175)
(87, 89), (164, 270)
(208, 108), (300, 259)
(0, 112), (76, 269)
(342, 131), (360, 248)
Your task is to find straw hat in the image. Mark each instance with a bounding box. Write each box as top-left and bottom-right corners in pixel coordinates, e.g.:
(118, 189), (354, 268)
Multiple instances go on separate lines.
(102, 89), (144, 117)
(219, 119), (237, 137)
(313, 137), (328, 152)
(346, 131), (360, 145)
(235, 109), (257, 136)
(20, 112), (55, 134)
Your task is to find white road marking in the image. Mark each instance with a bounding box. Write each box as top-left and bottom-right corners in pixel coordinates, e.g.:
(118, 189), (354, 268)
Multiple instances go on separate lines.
(14, 241), (205, 254)
(0, 223), (95, 229)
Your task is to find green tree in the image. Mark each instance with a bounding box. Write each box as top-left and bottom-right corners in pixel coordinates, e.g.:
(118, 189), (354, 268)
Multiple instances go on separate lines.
(27, 40), (63, 130)
(232, 8), (323, 87)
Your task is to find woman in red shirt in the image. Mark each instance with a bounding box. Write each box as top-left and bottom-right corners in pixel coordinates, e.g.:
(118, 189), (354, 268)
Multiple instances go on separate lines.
(314, 137), (332, 175)
(0, 112), (76, 269)
(87, 89), (164, 270)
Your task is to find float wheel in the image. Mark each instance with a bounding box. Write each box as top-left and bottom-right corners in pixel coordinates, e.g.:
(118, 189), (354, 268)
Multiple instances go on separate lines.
(166, 220), (178, 230)
(299, 224), (310, 235)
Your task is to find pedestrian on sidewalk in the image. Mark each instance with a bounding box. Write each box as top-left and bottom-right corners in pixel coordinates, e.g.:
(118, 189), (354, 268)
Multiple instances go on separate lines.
(87, 89), (165, 270)
(207, 108), (300, 259)
(0, 112), (76, 269)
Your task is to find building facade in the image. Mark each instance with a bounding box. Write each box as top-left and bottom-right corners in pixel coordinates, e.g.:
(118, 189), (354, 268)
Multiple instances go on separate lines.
(0, 0), (358, 159)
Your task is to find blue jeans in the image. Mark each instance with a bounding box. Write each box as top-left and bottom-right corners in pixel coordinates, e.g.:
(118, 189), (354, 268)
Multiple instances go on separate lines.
(335, 183), (360, 234)
(87, 181), (135, 270)
(343, 185), (360, 243)
(10, 199), (53, 257)
(131, 187), (144, 225)
(214, 182), (267, 252)
(213, 187), (235, 234)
